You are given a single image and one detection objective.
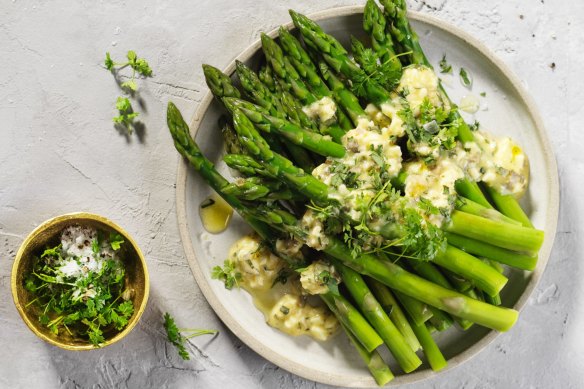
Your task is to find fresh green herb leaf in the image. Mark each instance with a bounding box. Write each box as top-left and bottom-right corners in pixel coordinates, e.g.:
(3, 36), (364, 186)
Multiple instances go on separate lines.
(133, 58), (152, 77)
(401, 206), (447, 261)
(105, 52), (114, 70)
(117, 300), (134, 317)
(480, 91), (486, 97)
(163, 313), (189, 360)
(439, 54), (452, 74)
(126, 50), (137, 63)
(125, 50), (152, 77)
(163, 313), (218, 361)
(121, 79), (138, 92)
(41, 244), (62, 259)
(211, 260), (241, 290)
(109, 233), (124, 251)
(459, 67), (472, 88)
(92, 239), (100, 255)
(113, 96), (139, 131)
(318, 270), (340, 295)
(350, 37), (403, 96)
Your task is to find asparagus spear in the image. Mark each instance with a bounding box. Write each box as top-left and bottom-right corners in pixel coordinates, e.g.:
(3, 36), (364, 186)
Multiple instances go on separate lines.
(236, 60), (318, 132)
(290, 10), (392, 105)
(334, 260), (423, 373)
(433, 244), (508, 297)
(446, 211), (543, 253)
(367, 278), (421, 352)
(259, 65), (277, 92)
(411, 322), (447, 372)
(223, 154), (276, 179)
(342, 323), (394, 385)
(278, 27), (354, 136)
(314, 56), (368, 125)
(222, 176), (304, 201)
(203, 64), (289, 158)
(483, 184), (533, 227)
(456, 197), (521, 225)
(320, 292), (384, 353)
(394, 290), (433, 327)
(261, 32), (319, 106)
(202, 64), (241, 99)
(363, 0), (402, 66)
(223, 97), (346, 158)
(262, 32), (348, 142)
(405, 259), (473, 330)
(445, 232), (537, 271)
(324, 238), (519, 331)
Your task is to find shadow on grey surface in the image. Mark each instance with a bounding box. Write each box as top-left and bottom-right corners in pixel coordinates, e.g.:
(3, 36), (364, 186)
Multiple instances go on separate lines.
(114, 120), (147, 144)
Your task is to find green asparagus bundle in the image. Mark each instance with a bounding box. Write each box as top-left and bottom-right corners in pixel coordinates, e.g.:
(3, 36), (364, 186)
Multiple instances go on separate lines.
(167, 1), (545, 385)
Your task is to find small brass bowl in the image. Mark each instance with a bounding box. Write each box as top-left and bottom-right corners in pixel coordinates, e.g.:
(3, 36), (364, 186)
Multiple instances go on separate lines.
(11, 212), (150, 351)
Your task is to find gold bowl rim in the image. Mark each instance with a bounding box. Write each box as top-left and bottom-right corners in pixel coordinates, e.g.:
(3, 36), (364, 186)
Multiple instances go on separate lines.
(11, 212), (150, 351)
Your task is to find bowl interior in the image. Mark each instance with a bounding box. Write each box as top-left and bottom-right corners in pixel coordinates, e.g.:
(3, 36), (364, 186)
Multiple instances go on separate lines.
(177, 7), (558, 387)
(12, 213), (149, 350)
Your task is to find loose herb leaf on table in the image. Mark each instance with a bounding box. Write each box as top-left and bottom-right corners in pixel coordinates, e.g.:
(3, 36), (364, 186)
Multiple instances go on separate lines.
(163, 313), (218, 360)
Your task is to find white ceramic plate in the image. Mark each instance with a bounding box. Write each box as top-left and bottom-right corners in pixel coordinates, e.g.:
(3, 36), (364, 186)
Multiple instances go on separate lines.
(175, 6), (559, 387)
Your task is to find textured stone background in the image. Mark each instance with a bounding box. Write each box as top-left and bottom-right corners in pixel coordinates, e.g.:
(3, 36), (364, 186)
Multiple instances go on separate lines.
(1, 0), (582, 387)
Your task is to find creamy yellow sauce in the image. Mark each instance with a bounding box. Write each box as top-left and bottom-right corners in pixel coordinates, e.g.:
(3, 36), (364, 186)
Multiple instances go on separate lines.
(200, 193), (233, 234)
(227, 234), (339, 341)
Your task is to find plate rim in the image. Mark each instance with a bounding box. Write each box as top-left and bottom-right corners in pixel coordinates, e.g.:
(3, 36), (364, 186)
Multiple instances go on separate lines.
(174, 5), (559, 387)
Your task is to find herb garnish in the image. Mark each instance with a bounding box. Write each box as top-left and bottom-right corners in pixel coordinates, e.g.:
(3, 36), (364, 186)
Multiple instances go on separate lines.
(350, 38), (404, 94)
(211, 260), (241, 289)
(163, 313), (218, 360)
(317, 270), (339, 295)
(439, 54), (452, 74)
(459, 67), (472, 88)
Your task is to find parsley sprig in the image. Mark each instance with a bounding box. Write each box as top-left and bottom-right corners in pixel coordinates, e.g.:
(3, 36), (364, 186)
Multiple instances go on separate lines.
(211, 260), (241, 289)
(351, 38), (405, 94)
(163, 313), (218, 360)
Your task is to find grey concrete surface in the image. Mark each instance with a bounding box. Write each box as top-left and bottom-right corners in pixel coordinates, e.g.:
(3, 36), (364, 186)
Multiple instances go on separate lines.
(0, 0), (582, 388)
